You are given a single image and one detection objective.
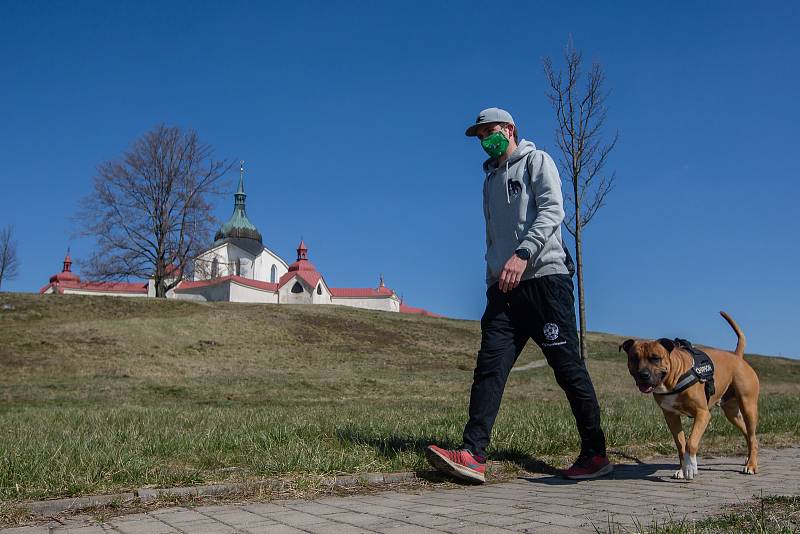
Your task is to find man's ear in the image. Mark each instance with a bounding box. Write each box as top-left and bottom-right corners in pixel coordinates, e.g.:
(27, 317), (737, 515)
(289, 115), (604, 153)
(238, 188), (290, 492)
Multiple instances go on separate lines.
(619, 339), (635, 353)
(658, 338), (675, 354)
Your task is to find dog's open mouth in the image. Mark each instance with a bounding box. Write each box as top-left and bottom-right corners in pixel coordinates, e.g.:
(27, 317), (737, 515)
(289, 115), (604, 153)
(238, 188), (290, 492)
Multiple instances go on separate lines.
(636, 383), (655, 394)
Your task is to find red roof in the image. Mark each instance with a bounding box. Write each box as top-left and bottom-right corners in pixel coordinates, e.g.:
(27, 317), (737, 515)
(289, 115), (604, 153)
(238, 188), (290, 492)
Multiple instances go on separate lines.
(49, 271), (81, 284)
(399, 303), (442, 317)
(279, 240), (324, 290)
(286, 257), (318, 273)
(278, 270), (321, 290)
(49, 251), (81, 284)
(175, 275), (278, 292)
(40, 280), (148, 294)
(329, 287), (395, 298)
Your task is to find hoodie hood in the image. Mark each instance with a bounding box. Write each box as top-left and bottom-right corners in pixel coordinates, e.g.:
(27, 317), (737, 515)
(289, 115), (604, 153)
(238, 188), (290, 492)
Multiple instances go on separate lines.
(483, 140), (537, 173)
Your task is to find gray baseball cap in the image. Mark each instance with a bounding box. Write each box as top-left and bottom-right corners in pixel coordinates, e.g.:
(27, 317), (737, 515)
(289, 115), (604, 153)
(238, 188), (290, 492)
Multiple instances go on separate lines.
(465, 107), (515, 137)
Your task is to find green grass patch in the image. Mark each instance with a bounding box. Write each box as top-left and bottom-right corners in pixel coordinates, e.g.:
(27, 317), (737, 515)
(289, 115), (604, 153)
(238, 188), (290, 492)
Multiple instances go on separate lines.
(621, 495), (800, 533)
(1, 293), (799, 502)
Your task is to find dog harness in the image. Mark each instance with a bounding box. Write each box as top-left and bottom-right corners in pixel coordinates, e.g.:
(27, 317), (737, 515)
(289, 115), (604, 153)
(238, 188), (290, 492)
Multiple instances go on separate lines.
(653, 338), (716, 401)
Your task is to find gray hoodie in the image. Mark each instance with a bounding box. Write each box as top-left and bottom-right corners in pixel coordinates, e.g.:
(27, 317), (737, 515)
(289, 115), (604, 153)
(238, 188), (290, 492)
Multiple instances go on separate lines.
(483, 139), (569, 286)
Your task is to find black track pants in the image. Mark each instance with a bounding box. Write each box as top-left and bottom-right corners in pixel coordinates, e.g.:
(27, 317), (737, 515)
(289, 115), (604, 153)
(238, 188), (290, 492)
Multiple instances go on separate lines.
(461, 274), (606, 459)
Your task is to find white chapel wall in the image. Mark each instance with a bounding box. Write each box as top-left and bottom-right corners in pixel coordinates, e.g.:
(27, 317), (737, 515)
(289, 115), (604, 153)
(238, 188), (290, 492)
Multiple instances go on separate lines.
(253, 247), (288, 282)
(330, 297), (400, 312)
(229, 282), (279, 303)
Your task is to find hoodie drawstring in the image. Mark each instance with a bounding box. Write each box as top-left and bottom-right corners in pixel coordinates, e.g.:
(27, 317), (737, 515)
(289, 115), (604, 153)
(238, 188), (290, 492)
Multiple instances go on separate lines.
(504, 160), (510, 204)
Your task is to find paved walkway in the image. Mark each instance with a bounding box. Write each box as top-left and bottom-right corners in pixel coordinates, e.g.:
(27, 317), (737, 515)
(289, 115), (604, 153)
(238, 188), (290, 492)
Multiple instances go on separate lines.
(5, 447), (800, 534)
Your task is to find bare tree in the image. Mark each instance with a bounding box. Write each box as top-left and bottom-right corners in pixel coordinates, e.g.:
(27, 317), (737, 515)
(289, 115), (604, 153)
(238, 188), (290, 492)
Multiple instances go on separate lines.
(0, 225), (20, 290)
(543, 40), (618, 360)
(76, 125), (230, 297)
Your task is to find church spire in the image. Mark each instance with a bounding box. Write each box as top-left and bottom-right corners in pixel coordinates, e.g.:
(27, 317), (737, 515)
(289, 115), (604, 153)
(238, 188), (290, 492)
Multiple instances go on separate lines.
(63, 247), (73, 273)
(235, 160), (246, 208)
(296, 240), (308, 261)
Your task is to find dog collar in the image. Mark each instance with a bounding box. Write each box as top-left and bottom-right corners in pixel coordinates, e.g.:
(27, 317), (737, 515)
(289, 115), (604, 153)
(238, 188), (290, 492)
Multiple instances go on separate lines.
(653, 338), (715, 401)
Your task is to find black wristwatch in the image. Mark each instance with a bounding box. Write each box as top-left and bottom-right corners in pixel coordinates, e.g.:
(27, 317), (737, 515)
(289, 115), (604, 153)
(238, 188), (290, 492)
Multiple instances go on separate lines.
(514, 248), (531, 261)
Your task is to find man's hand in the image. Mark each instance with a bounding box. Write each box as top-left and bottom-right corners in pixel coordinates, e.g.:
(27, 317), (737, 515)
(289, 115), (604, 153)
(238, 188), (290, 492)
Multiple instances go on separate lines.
(499, 254), (528, 293)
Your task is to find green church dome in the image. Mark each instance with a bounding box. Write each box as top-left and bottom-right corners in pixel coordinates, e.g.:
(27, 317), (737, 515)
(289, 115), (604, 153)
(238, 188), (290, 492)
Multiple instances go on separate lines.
(214, 162), (263, 245)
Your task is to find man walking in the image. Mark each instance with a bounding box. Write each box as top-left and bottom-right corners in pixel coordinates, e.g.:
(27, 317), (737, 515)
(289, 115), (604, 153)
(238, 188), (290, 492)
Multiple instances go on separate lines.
(426, 108), (611, 482)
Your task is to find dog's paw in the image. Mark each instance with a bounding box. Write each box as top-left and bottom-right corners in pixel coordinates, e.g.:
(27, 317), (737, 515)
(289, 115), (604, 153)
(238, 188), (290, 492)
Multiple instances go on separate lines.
(742, 466), (757, 475)
(682, 465), (695, 480)
(672, 469), (685, 479)
(681, 453), (698, 480)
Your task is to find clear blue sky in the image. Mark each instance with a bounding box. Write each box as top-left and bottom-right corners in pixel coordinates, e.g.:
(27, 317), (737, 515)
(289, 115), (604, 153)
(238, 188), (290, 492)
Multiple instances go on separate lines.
(1, 1), (798, 357)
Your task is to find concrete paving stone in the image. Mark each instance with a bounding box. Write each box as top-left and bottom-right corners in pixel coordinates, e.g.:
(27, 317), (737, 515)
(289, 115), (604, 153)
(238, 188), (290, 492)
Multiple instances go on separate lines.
(241, 525), (307, 534)
(437, 522), (518, 534)
(240, 504), (292, 516)
(193, 511), (273, 529)
(410, 496), (469, 508)
(321, 512), (389, 528)
(371, 523), (443, 534)
(514, 498), (588, 509)
(380, 493), (424, 501)
(309, 497), (366, 508)
(193, 505), (244, 514)
(325, 503), (410, 518)
(352, 496), (407, 506)
(163, 522), (237, 534)
(512, 511), (589, 528)
(108, 517), (180, 534)
(460, 512), (529, 528)
(447, 503), (525, 516)
(353, 509), (416, 523)
(300, 521), (378, 534)
(396, 503), (465, 515)
(582, 495), (659, 508)
(395, 512), (456, 528)
(282, 502), (346, 516)
(149, 510), (210, 525)
(510, 522), (594, 534)
(145, 507), (188, 517)
(57, 527), (109, 534)
(459, 496), (522, 507)
(262, 511), (328, 528)
(0, 529), (49, 534)
(515, 502), (593, 518)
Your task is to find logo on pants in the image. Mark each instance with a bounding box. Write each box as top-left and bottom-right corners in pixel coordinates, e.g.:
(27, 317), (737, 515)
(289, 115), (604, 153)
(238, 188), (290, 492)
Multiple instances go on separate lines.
(543, 323), (560, 341)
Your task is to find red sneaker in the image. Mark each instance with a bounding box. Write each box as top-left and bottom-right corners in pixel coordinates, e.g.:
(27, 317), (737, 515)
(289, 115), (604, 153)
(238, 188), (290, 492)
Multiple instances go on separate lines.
(562, 453), (613, 479)
(425, 445), (486, 483)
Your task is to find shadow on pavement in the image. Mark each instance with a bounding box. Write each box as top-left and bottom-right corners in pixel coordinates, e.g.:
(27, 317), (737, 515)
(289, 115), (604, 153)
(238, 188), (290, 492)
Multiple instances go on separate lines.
(522, 462), (679, 485)
(490, 448), (561, 476)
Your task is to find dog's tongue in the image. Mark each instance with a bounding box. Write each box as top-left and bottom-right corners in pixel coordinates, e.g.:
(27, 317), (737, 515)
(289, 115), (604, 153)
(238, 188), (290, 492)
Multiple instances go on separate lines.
(638, 384), (655, 394)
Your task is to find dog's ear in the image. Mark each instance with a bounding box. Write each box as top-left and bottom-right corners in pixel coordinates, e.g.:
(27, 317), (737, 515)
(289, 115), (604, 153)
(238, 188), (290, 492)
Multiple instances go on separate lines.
(657, 338), (675, 354)
(619, 339), (635, 353)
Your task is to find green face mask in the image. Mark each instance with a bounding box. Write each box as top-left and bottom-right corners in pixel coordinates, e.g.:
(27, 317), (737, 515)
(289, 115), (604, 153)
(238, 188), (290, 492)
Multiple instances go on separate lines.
(480, 130), (509, 158)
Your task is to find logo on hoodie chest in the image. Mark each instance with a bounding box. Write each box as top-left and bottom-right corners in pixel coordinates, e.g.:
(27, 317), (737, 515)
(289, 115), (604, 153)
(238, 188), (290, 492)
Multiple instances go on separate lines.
(507, 180), (523, 200)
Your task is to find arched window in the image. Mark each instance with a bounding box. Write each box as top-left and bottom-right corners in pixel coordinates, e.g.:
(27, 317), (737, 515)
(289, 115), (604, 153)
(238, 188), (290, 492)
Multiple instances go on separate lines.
(211, 257), (218, 278)
(291, 282), (304, 294)
(270, 264), (277, 283)
(235, 258), (241, 276)
(316, 284), (322, 295)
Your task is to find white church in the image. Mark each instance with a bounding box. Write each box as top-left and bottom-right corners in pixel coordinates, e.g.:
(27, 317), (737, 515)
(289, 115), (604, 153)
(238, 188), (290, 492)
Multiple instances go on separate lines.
(41, 165), (437, 317)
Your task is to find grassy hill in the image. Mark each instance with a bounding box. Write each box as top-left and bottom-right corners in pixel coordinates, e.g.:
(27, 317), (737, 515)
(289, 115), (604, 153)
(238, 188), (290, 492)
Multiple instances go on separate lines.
(1, 292), (799, 503)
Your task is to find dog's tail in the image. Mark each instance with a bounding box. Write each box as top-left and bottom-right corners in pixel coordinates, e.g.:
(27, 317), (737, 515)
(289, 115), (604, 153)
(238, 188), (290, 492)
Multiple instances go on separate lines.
(720, 311), (746, 357)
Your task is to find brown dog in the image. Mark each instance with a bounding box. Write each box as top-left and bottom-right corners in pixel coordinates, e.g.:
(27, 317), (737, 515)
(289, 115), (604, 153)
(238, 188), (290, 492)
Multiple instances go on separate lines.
(619, 311), (759, 480)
